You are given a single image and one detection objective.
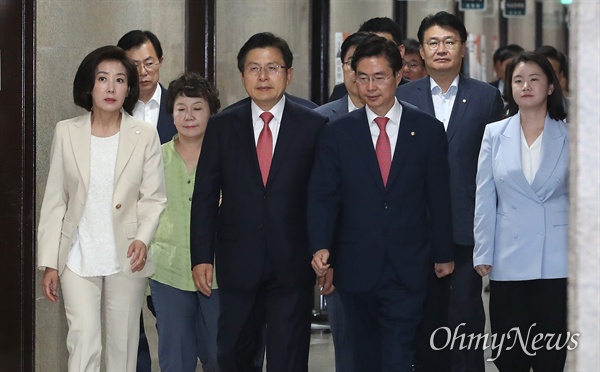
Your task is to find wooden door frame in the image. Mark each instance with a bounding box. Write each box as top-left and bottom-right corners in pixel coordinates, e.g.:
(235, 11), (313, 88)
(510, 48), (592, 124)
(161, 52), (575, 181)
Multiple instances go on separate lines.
(0, 0), (36, 370)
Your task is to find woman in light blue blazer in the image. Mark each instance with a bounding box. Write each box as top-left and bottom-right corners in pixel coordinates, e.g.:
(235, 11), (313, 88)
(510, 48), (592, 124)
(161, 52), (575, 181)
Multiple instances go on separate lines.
(473, 52), (568, 371)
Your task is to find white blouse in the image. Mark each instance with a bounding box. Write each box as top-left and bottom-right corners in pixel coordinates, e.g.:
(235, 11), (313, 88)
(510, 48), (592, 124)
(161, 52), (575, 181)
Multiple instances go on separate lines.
(66, 133), (121, 276)
(520, 127), (544, 185)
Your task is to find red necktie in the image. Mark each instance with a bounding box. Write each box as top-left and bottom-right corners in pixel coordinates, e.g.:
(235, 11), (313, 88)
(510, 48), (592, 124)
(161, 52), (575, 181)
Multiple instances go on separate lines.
(257, 112), (274, 186)
(375, 117), (391, 186)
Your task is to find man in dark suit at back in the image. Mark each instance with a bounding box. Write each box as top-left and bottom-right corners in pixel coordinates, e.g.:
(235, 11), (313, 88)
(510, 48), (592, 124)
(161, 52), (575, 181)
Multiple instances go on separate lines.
(329, 17), (408, 102)
(190, 32), (328, 372)
(117, 29), (178, 372)
(309, 35), (454, 371)
(118, 30), (177, 144)
(396, 11), (504, 371)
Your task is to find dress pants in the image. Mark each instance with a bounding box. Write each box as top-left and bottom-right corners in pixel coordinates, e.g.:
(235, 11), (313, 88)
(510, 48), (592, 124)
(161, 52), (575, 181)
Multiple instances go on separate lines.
(325, 291), (354, 372)
(489, 278), (567, 372)
(338, 261), (426, 372)
(60, 266), (147, 372)
(217, 275), (313, 372)
(150, 279), (220, 372)
(448, 244), (485, 372)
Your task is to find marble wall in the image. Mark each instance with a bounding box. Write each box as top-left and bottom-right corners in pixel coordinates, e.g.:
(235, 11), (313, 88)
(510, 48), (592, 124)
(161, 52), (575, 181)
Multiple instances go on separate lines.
(35, 1), (185, 369)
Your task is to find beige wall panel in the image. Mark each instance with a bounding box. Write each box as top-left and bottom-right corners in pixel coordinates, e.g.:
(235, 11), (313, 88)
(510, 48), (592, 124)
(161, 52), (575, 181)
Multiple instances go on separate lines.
(216, 0), (312, 107)
(328, 0), (393, 96)
(35, 1), (186, 370)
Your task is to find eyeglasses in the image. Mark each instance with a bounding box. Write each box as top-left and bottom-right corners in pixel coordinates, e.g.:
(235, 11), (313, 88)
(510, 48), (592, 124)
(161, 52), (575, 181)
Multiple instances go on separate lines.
(245, 63), (287, 76)
(354, 74), (393, 86)
(342, 59), (352, 69)
(134, 59), (160, 72)
(424, 39), (460, 51)
(403, 61), (423, 69)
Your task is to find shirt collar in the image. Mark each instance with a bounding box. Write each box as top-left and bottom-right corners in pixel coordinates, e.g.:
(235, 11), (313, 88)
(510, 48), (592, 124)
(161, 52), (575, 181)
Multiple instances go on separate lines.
(251, 95), (286, 125)
(138, 84), (161, 106)
(430, 75), (460, 96)
(365, 98), (402, 127)
(347, 95), (359, 112)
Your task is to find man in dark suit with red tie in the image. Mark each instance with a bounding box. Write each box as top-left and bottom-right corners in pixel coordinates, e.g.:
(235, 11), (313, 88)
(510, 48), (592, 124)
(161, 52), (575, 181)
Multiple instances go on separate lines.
(309, 35), (454, 371)
(190, 32), (327, 371)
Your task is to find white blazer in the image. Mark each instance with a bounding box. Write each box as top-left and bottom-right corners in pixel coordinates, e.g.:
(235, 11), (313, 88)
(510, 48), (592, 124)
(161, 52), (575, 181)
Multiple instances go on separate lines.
(37, 112), (167, 278)
(473, 113), (569, 281)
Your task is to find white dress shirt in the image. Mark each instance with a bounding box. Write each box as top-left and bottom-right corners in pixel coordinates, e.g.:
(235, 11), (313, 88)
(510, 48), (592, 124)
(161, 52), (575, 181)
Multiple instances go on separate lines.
(431, 75), (460, 130)
(251, 96), (286, 154)
(365, 99), (403, 158)
(521, 128), (544, 185)
(132, 85), (161, 126)
(347, 95), (359, 113)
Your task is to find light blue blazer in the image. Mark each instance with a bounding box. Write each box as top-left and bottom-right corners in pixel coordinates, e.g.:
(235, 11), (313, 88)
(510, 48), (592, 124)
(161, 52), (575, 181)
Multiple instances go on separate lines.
(473, 113), (569, 281)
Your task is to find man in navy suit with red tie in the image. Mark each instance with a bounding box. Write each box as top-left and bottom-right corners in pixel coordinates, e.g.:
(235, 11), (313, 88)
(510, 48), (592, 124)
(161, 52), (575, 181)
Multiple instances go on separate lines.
(190, 32), (327, 371)
(309, 35), (454, 371)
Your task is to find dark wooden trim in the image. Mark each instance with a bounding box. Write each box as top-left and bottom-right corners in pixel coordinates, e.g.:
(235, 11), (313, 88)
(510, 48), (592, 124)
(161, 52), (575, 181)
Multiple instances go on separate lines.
(393, 0), (408, 41)
(535, 0), (543, 49)
(310, 0), (329, 105)
(0, 0), (36, 370)
(499, 0), (508, 46)
(185, 0), (216, 84)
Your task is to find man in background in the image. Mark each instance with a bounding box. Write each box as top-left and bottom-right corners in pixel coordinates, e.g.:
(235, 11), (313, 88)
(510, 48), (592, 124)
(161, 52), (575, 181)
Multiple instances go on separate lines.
(396, 11), (503, 371)
(329, 17), (408, 101)
(117, 29), (177, 372)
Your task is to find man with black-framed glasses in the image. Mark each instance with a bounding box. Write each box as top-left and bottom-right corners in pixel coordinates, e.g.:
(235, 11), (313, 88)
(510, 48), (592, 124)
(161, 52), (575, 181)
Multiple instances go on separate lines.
(118, 30), (177, 145)
(117, 29), (178, 372)
(396, 11), (504, 372)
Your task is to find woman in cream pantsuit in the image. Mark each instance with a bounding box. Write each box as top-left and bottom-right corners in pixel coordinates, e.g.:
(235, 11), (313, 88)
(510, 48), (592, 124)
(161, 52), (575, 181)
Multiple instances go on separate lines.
(38, 46), (166, 371)
(473, 52), (569, 372)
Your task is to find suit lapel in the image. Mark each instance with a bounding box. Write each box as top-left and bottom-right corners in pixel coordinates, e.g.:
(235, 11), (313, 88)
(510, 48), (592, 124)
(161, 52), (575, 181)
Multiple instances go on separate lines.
(69, 113), (92, 190)
(446, 76), (471, 143)
(416, 79), (436, 116)
(500, 116), (541, 201)
(114, 113), (141, 184)
(386, 105), (417, 190)
(268, 103), (301, 187)
(530, 117), (566, 191)
(232, 101), (265, 188)
(350, 108), (386, 192)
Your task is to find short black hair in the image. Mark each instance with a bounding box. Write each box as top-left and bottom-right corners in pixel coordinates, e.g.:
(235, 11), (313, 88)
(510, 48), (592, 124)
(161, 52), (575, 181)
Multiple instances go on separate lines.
(73, 45), (139, 114)
(340, 32), (375, 64)
(167, 72), (221, 114)
(504, 51), (567, 121)
(493, 44), (524, 64)
(417, 11), (468, 44)
(117, 30), (164, 59)
(237, 32), (293, 74)
(350, 35), (403, 74)
(535, 45), (566, 74)
(358, 17), (403, 46)
(402, 38), (421, 56)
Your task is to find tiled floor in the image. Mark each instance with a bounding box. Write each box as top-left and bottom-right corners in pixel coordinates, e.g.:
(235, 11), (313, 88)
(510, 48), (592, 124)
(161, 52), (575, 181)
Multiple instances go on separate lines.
(143, 277), (498, 371)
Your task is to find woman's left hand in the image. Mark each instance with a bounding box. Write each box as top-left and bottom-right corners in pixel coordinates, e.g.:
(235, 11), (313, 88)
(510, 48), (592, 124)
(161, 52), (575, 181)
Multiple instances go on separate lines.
(127, 240), (147, 272)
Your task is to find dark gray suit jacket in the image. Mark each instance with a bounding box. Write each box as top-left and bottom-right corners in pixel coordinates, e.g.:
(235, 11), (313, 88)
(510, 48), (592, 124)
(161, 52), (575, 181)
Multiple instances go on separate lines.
(396, 75), (503, 245)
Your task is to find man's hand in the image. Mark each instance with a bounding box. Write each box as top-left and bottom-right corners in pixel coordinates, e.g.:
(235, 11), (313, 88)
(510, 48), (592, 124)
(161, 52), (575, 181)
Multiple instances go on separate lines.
(127, 240), (147, 272)
(474, 264), (492, 277)
(42, 268), (60, 303)
(311, 249), (330, 277)
(434, 261), (455, 278)
(192, 264), (213, 296)
(318, 268), (335, 295)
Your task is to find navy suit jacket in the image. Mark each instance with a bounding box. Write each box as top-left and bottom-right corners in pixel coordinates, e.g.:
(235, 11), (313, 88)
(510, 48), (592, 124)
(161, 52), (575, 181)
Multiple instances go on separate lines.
(314, 96), (349, 120)
(396, 76), (503, 245)
(190, 97), (328, 289)
(308, 102), (454, 292)
(157, 85), (178, 144)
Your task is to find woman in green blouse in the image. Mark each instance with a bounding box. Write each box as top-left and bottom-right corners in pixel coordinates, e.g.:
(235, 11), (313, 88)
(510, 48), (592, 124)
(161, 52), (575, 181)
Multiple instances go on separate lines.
(149, 72), (220, 372)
